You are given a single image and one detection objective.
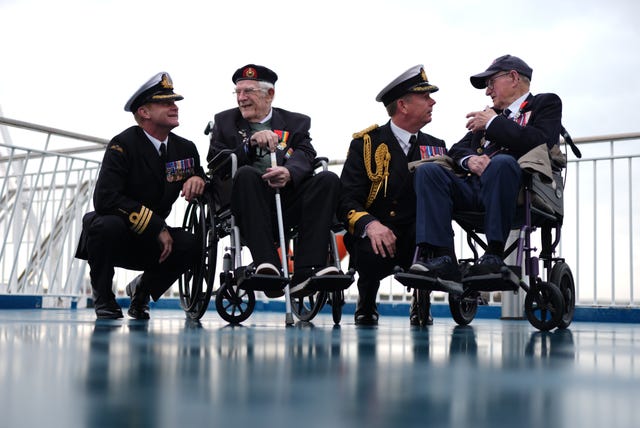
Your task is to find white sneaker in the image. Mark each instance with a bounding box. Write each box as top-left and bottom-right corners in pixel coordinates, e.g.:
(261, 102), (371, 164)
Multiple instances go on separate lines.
(290, 266), (340, 298)
(255, 262), (279, 276)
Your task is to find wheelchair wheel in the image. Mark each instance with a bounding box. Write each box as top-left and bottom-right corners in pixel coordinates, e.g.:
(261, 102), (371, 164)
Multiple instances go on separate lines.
(215, 276), (255, 324)
(291, 291), (328, 322)
(179, 197), (217, 320)
(550, 262), (575, 329)
(330, 290), (344, 325)
(524, 281), (564, 331)
(448, 293), (478, 326)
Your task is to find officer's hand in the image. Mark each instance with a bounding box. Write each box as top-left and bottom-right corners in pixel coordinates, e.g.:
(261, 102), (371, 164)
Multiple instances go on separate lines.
(467, 154), (491, 176)
(181, 176), (205, 202)
(365, 220), (397, 258)
(250, 130), (280, 152)
(158, 228), (173, 263)
(465, 106), (496, 133)
(262, 166), (291, 188)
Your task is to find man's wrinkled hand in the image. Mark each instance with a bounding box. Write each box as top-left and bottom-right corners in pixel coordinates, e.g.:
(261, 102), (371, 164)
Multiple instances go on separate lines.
(181, 176), (205, 202)
(250, 130), (279, 152)
(262, 166), (291, 188)
(365, 220), (397, 258)
(157, 228), (173, 263)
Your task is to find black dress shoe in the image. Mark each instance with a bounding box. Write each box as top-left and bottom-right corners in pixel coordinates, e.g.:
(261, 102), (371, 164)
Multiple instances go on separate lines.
(409, 302), (433, 326)
(355, 313), (379, 326)
(95, 305), (124, 319)
(126, 276), (150, 320)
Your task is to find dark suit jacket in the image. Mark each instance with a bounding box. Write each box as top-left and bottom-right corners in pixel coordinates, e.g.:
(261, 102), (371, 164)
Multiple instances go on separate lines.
(339, 121), (446, 237)
(206, 107), (316, 187)
(91, 126), (204, 239)
(448, 92), (562, 162)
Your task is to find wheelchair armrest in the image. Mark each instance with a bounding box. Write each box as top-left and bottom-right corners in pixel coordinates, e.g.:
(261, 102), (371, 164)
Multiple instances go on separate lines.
(207, 149), (236, 177)
(314, 157), (329, 172)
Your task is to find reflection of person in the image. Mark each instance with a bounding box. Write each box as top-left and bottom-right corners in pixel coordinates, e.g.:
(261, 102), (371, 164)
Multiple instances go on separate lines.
(339, 65), (446, 325)
(75, 72), (205, 319)
(411, 55), (562, 278)
(207, 64), (341, 297)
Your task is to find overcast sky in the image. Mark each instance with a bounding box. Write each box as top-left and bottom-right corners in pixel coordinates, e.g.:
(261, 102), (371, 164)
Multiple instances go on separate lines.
(1, 0), (639, 163)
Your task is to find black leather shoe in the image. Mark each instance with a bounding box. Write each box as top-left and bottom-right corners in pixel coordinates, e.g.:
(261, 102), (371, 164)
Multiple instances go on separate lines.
(355, 313), (379, 326)
(465, 253), (506, 276)
(126, 276), (150, 320)
(95, 304), (123, 319)
(410, 256), (461, 281)
(410, 296), (433, 326)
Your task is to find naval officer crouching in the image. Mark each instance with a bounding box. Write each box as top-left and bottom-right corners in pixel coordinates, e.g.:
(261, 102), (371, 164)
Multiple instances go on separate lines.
(75, 72), (205, 319)
(339, 65), (446, 326)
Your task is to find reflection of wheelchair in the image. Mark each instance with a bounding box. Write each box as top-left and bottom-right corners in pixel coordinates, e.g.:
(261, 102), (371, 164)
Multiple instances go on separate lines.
(179, 141), (354, 324)
(396, 129), (580, 331)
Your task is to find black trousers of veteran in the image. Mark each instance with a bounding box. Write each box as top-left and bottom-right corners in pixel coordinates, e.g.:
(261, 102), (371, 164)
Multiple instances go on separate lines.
(347, 222), (416, 317)
(231, 166), (341, 271)
(80, 212), (198, 305)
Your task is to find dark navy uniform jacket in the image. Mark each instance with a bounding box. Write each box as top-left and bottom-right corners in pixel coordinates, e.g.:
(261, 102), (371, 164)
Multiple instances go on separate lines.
(448, 93), (562, 162)
(88, 125), (204, 241)
(207, 107), (316, 187)
(339, 121), (446, 237)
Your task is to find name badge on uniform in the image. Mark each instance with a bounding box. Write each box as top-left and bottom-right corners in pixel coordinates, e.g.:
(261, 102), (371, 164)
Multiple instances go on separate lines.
(166, 158), (195, 182)
(419, 145), (446, 160)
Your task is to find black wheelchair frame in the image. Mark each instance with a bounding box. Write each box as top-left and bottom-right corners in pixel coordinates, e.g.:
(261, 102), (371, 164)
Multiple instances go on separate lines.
(179, 145), (354, 324)
(395, 130), (580, 331)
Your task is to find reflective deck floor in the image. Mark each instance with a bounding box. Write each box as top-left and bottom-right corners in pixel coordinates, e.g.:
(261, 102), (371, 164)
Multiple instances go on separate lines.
(1, 308), (639, 428)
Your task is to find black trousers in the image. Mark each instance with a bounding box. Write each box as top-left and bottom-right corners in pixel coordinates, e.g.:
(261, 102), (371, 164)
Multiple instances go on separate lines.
(347, 222), (416, 316)
(81, 213), (198, 304)
(231, 166), (341, 270)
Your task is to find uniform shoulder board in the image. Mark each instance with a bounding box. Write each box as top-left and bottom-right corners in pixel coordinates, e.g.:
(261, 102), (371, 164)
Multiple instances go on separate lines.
(352, 124), (379, 140)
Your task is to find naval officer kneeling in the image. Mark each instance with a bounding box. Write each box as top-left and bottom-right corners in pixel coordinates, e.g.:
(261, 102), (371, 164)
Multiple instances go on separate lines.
(76, 72), (205, 320)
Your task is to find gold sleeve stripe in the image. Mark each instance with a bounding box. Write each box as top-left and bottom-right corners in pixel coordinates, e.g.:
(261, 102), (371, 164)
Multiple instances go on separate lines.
(129, 206), (153, 235)
(347, 209), (368, 235)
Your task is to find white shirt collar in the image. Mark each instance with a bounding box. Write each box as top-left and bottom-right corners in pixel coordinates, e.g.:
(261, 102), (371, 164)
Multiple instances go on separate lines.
(390, 120), (416, 155)
(143, 130), (168, 155)
(506, 92), (531, 118)
(259, 108), (273, 124)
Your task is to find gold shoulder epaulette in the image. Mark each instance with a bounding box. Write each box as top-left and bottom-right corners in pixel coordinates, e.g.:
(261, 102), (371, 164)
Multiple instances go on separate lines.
(352, 124), (379, 140)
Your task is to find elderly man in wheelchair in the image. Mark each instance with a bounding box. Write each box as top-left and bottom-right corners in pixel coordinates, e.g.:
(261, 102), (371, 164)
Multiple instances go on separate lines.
(397, 54), (577, 330)
(178, 64), (353, 324)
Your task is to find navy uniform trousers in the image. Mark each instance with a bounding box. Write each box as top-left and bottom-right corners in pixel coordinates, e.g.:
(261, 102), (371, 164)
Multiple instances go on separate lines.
(82, 212), (198, 305)
(231, 166), (341, 270)
(415, 154), (522, 248)
(348, 222), (416, 317)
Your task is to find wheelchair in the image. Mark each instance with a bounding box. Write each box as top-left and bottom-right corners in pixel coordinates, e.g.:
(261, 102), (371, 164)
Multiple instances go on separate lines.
(179, 137), (354, 324)
(395, 129), (580, 331)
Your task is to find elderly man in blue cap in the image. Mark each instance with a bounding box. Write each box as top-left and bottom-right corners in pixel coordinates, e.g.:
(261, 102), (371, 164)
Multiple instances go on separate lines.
(411, 54), (563, 279)
(76, 72), (206, 319)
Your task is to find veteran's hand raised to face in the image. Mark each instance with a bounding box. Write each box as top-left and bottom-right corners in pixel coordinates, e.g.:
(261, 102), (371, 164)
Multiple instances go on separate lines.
(465, 106), (497, 133)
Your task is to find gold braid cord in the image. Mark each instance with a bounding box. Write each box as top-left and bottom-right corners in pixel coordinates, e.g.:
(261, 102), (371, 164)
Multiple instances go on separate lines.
(363, 133), (391, 209)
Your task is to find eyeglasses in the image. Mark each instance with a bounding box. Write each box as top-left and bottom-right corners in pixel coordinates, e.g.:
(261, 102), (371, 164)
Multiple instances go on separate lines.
(232, 88), (264, 96)
(485, 72), (511, 89)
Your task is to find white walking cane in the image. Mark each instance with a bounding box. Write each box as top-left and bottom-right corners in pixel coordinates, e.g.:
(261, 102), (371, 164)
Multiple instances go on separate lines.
(271, 151), (294, 325)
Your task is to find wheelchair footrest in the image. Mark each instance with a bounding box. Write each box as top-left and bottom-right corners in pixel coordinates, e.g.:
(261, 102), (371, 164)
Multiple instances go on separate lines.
(304, 274), (354, 292)
(236, 269), (289, 292)
(462, 266), (521, 292)
(394, 272), (464, 295)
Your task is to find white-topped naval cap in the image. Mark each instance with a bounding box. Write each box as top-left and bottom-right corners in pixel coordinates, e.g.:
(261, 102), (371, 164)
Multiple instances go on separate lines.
(124, 71), (184, 112)
(375, 65), (438, 106)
